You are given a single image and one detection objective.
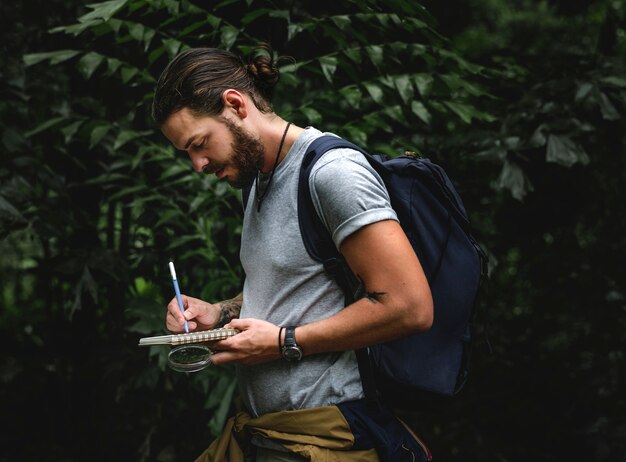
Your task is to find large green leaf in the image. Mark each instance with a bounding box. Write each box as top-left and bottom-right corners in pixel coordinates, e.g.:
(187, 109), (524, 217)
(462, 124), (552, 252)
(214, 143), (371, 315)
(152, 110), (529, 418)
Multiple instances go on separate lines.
(0, 196), (26, 223)
(546, 134), (590, 167)
(339, 86), (363, 108)
(220, 25), (239, 49)
(498, 159), (534, 200)
(601, 76), (626, 88)
(90, 123), (112, 148)
(23, 50), (81, 66)
(394, 74), (414, 103)
(363, 81), (384, 104)
(161, 38), (183, 59)
(61, 120), (85, 143)
(319, 56), (338, 84)
(444, 101), (495, 123)
(413, 74), (434, 96)
(78, 0), (128, 23)
(24, 116), (67, 138)
(365, 45), (384, 68)
(78, 52), (105, 79)
(411, 101), (431, 125)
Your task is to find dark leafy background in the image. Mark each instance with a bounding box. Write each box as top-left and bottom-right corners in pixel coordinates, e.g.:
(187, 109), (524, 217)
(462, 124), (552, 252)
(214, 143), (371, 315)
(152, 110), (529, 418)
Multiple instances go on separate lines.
(0, 0), (624, 460)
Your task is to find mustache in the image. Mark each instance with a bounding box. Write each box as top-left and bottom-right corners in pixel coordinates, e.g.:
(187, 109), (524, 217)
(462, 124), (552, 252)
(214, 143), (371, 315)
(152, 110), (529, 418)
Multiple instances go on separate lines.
(202, 164), (224, 175)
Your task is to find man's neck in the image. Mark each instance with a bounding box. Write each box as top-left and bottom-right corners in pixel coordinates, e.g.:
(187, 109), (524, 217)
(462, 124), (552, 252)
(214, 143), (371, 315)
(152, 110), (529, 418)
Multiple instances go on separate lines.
(259, 118), (305, 173)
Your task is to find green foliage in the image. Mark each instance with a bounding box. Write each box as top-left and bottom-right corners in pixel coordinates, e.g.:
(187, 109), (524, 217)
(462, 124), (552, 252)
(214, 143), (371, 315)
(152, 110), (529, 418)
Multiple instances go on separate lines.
(5, 0), (496, 459)
(1, 0), (624, 460)
(405, 1), (626, 460)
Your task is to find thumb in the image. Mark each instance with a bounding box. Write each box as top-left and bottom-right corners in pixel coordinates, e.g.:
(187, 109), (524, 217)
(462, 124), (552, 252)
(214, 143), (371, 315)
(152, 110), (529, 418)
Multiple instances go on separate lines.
(225, 318), (248, 330)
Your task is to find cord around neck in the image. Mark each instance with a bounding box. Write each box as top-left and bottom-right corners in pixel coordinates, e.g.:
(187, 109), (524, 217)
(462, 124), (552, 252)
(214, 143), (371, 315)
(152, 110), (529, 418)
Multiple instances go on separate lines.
(255, 121), (292, 212)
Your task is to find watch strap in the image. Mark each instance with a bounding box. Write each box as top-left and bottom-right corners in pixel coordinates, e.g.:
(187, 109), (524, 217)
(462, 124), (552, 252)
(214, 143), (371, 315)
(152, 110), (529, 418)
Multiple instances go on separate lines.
(278, 326), (285, 354)
(284, 326), (297, 347)
(281, 326), (303, 361)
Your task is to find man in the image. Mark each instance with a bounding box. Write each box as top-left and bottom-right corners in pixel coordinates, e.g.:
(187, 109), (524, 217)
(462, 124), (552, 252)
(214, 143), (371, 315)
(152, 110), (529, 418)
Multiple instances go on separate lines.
(152, 46), (433, 461)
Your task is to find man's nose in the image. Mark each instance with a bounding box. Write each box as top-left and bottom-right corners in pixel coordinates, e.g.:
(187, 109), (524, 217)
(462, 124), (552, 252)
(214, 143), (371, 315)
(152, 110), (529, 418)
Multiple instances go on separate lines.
(190, 155), (208, 173)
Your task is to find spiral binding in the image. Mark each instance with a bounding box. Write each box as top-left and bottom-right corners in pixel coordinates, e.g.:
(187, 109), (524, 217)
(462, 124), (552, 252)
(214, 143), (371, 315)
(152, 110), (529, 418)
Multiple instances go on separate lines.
(138, 328), (239, 346)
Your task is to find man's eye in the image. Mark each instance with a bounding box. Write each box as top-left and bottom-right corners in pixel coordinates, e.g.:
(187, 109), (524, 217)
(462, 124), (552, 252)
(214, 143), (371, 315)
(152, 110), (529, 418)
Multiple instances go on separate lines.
(192, 143), (204, 150)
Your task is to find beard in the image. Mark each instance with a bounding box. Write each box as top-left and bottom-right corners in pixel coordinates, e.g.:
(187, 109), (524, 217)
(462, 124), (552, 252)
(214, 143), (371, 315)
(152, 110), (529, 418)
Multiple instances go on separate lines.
(217, 117), (265, 189)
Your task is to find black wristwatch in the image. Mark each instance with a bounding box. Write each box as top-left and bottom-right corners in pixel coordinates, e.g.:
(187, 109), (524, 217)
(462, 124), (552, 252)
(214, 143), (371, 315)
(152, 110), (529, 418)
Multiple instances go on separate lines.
(281, 326), (303, 361)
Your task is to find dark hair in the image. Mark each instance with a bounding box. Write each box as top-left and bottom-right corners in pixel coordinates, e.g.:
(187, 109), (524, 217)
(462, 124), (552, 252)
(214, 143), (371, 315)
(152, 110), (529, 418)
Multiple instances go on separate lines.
(152, 44), (281, 125)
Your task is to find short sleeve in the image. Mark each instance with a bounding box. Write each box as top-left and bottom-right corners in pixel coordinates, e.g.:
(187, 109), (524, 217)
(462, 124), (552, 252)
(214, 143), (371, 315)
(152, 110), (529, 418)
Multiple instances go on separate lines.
(308, 149), (398, 249)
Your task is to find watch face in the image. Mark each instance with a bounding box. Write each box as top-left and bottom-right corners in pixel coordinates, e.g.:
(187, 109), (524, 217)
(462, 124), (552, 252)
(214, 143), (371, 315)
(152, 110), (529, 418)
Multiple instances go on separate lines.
(283, 346), (303, 361)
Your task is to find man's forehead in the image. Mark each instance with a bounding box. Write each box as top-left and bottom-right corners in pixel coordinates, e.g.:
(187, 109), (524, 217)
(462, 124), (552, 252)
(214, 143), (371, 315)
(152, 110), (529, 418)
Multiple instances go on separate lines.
(161, 108), (209, 148)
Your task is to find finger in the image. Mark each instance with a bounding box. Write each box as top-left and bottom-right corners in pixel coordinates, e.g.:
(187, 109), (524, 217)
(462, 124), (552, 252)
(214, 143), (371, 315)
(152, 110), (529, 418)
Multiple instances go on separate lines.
(210, 350), (240, 366)
(166, 307), (189, 333)
(167, 297), (185, 321)
(171, 295), (201, 327)
(165, 311), (177, 327)
(210, 338), (232, 350)
(181, 300), (203, 321)
(166, 318), (184, 333)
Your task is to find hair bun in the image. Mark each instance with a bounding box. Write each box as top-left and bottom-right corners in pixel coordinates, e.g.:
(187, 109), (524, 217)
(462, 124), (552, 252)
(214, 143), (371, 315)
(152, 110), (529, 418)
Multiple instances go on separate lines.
(247, 44), (280, 98)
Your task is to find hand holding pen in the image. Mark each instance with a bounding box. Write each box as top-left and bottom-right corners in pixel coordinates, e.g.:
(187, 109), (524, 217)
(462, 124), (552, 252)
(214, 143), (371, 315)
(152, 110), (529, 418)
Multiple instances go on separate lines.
(169, 261), (189, 333)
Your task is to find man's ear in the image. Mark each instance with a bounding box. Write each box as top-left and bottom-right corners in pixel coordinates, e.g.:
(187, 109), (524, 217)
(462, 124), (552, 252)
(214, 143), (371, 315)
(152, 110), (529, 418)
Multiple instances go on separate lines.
(222, 89), (247, 119)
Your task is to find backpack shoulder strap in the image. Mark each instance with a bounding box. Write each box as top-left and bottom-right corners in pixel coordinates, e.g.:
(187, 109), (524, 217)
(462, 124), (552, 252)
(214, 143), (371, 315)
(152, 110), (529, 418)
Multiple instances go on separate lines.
(299, 136), (381, 407)
(298, 135), (369, 264)
(298, 135), (382, 303)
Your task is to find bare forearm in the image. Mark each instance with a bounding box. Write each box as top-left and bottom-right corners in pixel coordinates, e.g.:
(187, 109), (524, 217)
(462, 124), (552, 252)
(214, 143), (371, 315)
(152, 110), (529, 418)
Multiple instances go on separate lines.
(296, 291), (430, 356)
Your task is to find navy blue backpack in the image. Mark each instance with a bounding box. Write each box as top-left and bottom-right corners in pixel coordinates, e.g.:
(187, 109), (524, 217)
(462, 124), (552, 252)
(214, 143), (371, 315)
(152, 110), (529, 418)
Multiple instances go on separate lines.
(246, 135), (488, 408)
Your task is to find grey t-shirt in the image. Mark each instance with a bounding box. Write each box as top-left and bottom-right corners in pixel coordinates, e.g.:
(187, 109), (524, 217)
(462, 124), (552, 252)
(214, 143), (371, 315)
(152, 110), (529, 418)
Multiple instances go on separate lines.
(238, 127), (398, 417)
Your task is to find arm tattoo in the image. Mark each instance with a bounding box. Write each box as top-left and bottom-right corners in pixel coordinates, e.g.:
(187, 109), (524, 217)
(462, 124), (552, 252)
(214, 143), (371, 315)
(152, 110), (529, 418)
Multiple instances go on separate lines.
(217, 294), (242, 327)
(366, 291), (386, 303)
(355, 274), (386, 304)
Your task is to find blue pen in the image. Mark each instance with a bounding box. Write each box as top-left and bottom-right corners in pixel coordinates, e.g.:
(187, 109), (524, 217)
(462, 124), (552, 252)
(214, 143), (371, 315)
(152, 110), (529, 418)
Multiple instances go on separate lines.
(169, 261), (189, 333)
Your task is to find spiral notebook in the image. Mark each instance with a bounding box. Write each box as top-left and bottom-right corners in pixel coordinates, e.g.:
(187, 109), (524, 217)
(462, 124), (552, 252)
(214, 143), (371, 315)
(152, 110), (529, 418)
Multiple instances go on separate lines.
(138, 328), (238, 346)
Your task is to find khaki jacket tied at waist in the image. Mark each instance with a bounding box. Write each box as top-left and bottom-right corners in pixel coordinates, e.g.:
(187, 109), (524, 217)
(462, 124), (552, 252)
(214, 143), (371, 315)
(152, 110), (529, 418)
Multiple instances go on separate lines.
(195, 405), (379, 462)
